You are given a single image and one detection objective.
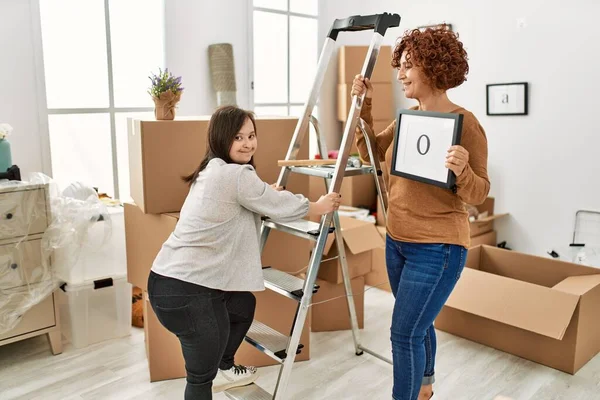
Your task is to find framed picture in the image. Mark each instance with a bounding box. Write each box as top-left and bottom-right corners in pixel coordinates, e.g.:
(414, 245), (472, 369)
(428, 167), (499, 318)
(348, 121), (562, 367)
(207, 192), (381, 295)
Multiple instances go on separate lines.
(417, 23), (453, 32)
(390, 109), (463, 189)
(486, 82), (528, 116)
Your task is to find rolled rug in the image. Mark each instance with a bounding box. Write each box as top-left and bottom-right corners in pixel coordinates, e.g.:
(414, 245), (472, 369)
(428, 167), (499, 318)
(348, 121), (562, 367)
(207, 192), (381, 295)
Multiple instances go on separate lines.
(208, 43), (237, 106)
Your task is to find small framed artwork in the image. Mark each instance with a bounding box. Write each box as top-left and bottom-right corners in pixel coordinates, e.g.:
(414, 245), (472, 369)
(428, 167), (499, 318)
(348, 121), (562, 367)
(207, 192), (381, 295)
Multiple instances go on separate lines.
(418, 23), (453, 32)
(391, 109), (464, 190)
(486, 82), (528, 116)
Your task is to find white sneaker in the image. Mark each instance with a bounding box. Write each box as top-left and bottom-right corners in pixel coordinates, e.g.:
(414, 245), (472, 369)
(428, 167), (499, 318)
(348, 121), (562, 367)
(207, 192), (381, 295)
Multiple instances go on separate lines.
(212, 365), (259, 392)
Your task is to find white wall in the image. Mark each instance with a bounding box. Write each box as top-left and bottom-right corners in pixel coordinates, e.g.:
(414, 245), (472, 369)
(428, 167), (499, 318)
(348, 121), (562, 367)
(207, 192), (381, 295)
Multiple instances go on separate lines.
(0, 0), (48, 177)
(164, 0), (250, 116)
(319, 0), (600, 256)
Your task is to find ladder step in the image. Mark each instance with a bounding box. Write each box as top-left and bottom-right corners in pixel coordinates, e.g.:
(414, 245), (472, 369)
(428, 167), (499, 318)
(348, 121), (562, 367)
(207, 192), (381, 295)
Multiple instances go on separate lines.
(245, 320), (303, 362)
(263, 218), (334, 241)
(225, 383), (272, 400)
(288, 165), (374, 179)
(263, 267), (319, 301)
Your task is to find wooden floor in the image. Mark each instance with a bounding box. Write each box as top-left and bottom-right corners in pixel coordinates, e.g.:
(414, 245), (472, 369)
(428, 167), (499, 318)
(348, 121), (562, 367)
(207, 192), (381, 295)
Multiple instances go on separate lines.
(1, 287), (599, 399)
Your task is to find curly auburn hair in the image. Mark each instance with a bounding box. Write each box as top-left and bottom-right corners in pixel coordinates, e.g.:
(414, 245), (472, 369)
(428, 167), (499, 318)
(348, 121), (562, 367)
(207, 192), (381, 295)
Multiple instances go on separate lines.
(391, 27), (469, 91)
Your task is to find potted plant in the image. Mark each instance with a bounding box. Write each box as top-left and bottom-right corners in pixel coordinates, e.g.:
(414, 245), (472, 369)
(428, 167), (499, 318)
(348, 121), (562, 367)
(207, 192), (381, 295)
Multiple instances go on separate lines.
(0, 123), (13, 172)
(148, 68), (184, 120)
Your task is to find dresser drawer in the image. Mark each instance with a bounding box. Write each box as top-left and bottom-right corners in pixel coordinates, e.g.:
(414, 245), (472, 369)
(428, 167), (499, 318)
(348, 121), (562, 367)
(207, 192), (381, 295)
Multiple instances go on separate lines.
(0, 238), (50, 290)
(0, 188), (48, 240)
(0, 292), (55, 341)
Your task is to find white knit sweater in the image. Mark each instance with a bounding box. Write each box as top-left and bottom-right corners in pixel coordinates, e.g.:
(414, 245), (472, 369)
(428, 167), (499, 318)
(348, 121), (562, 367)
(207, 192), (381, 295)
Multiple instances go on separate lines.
(151, 158), (309, 291)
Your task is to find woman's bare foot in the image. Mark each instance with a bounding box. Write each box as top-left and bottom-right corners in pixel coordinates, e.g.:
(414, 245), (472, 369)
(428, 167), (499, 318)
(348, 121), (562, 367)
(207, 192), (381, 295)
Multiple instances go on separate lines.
(418, 384), (434, 400)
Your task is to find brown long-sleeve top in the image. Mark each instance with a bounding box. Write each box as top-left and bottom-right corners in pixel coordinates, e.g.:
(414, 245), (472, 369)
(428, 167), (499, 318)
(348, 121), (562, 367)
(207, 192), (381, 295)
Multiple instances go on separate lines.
(356, 98), (490, 248)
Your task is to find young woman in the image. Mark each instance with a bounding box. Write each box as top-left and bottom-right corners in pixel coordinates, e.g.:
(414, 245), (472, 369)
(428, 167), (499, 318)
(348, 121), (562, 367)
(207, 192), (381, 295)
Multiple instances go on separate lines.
(353, 27), (490, 400)
(147, 106), (341, 399)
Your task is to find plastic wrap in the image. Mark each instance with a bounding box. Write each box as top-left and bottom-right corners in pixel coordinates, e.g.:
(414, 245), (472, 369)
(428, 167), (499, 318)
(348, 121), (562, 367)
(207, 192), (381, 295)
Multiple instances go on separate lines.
(0, 174), (112, 335)
(547, 245), (600, 268)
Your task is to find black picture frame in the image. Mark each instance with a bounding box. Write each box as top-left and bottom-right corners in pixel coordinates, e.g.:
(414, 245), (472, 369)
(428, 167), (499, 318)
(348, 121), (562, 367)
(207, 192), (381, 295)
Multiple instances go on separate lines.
(486, 82), (528, 116)
(390, 109), (464, 190)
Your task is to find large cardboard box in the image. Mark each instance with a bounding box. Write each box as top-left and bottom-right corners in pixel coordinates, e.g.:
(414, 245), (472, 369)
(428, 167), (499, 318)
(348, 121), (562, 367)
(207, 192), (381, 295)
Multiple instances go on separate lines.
(338, 83), (393, 122)
(365, 226), (391, 292)
(312, 276), (365, 332)
(338, 45), (393, 84)
(317, 217), (384, 284)
(469, 197), (508, 237)
(309, 175), (376, 210)
(128, 117), (308, 214)
(470, 230), (497, 248)
(435, 245), (600, 374)
(143, 288), (310, 382)
(124, 203), (310, 292)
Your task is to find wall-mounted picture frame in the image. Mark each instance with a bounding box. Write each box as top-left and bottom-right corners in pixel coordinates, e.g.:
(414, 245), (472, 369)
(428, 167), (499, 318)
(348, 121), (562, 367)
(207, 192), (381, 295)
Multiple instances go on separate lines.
(391, 109), (464, 190)
(486, 82), (528, 116)
(417, 23), (453, 32)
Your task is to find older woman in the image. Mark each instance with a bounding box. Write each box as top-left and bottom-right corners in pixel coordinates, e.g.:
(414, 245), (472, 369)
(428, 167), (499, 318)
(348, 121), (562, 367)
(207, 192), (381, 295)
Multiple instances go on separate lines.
(353, 27), (490, 400)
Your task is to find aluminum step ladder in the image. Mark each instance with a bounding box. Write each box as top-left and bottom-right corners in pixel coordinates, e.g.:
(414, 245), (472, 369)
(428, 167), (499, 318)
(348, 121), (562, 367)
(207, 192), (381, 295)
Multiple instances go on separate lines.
(225, 12), (400, 400)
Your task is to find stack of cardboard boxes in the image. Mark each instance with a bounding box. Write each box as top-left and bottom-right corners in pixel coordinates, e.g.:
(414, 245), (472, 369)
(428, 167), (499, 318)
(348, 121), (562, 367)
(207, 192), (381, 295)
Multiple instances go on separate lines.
(309, 215), (385, 331)
(337, 45), (395, 144)
(124, 115), (387, 380)
(124, 116), (314, 381)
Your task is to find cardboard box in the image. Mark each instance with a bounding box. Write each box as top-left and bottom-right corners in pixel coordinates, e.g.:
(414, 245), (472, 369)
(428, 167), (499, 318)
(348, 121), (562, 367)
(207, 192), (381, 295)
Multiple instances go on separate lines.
(469, 197), (508, 237)
(365, 226), (391, 292)
(236, 288), (310, 368)
(125, 204), (310, 292)
(338, 83), (394, 122)
(143, 292), (186, 382)
(375, 196), (386, 227)
(309, 175), (376, 210)
(312, 276), (365, 332)
(470, 230), (497, 248)
(142, 288), (310, 382)
(435, 245), (600, 374)
(350, 120), (393, 156)
(128, 117), (309, 214)
(317, 216), (384, 284)
(338, 45), (393, 84)
(261, 230), (311, 276)
(124, 204), (178, 291)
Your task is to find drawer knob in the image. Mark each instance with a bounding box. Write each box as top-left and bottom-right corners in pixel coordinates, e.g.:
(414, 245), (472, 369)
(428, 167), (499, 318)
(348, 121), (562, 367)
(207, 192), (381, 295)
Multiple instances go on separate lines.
(10, 263), (18, 270)
(6, 213), (13, 220)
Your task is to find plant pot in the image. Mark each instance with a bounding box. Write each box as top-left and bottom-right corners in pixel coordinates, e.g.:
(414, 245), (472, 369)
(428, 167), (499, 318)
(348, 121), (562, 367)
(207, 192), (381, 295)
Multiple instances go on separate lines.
(0, 139), (12, 172)
(152, 91), (181, 121)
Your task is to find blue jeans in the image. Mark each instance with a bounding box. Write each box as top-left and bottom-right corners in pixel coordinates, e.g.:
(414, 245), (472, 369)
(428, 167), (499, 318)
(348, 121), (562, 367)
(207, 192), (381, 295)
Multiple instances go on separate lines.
(385, 236), (467, 400)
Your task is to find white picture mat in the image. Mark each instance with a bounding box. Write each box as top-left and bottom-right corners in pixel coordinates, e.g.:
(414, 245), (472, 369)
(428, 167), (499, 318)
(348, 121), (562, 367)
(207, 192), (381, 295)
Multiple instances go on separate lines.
(488, 85), (526, 114)
(394, 114), (456, 183)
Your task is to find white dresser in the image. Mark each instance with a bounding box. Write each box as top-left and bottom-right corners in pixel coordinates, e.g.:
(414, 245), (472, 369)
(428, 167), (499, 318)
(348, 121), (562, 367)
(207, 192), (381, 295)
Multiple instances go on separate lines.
(0, 182), (62, 355)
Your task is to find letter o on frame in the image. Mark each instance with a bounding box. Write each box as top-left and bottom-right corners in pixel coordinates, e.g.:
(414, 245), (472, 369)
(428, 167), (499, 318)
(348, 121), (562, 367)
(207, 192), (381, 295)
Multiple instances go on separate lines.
(417, 134), (431, 155)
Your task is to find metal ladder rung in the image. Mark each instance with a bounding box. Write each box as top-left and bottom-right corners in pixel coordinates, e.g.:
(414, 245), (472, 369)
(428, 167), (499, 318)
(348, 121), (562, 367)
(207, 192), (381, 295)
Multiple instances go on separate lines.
(245, 320), (303, 363)
(288, 165), (374, 178)
(263, 267), (319, 301)
(225, 383), (272, 400)
(263, 218), (334, 241)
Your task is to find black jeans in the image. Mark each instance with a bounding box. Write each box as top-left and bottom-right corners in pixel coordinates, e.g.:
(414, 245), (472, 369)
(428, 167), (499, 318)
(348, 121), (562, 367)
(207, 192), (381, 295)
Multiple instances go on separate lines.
(148, 271), (256, 400)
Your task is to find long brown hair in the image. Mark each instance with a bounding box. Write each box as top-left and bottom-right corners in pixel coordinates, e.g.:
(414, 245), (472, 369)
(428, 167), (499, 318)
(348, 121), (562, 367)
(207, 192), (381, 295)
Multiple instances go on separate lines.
(183, 106), (257, 186)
